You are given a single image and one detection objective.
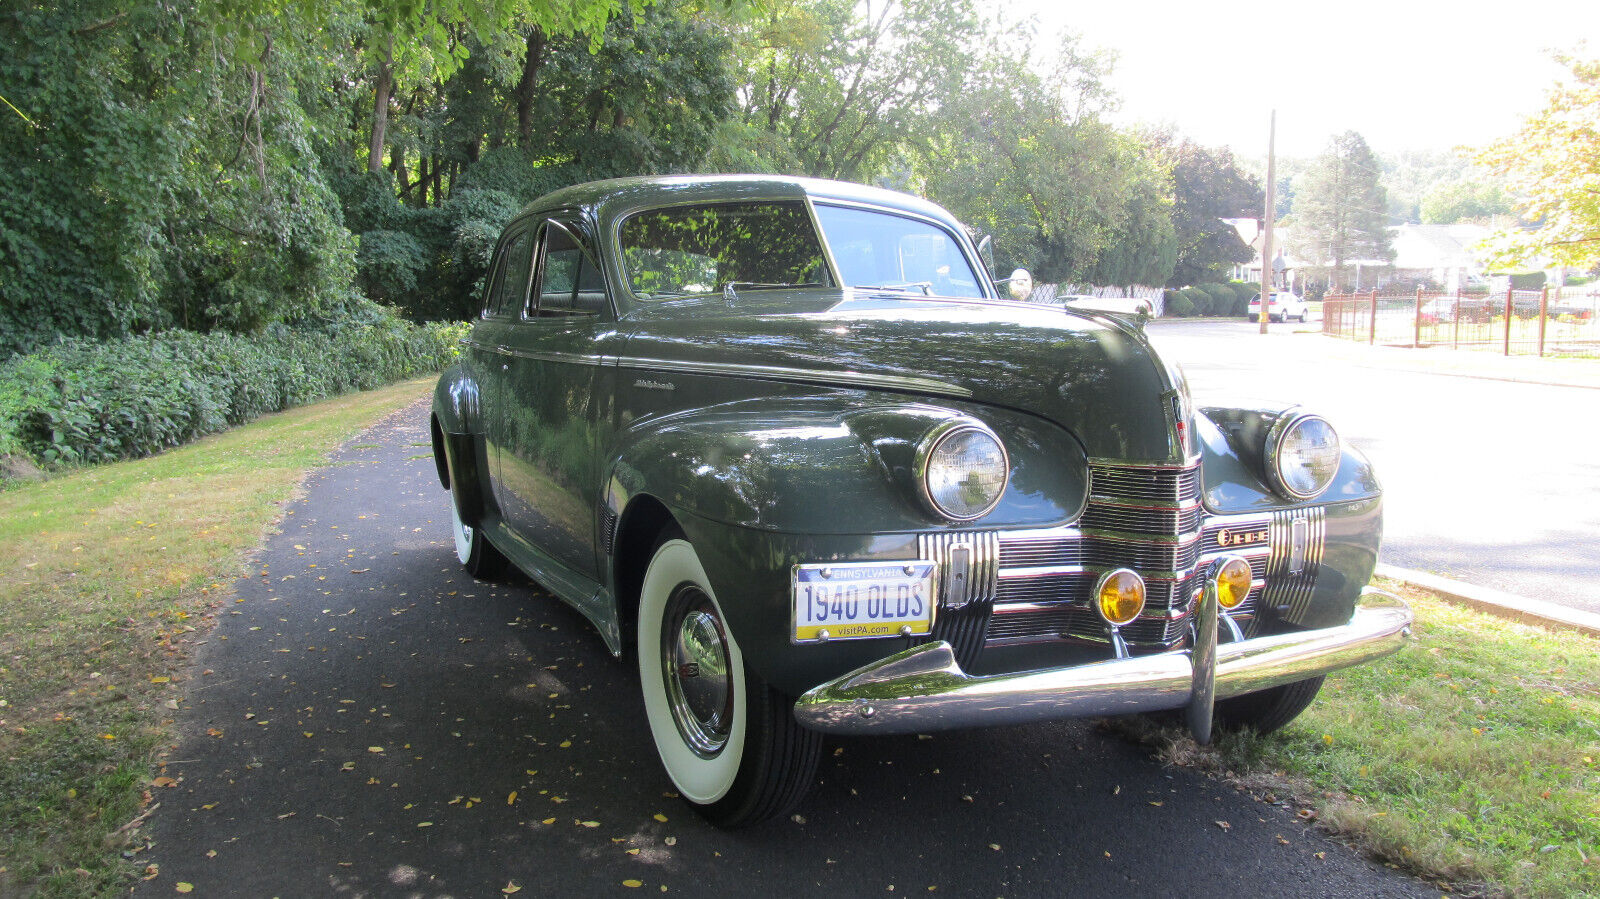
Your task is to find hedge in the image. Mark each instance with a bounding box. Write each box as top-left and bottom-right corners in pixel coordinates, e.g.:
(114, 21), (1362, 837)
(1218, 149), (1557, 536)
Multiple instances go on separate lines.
(0, 314), (467, 469)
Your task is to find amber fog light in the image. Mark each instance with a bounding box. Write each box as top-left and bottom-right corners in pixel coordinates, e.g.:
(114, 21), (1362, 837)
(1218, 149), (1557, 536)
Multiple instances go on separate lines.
(1094, 568), (1146, 626)
(1212, 555), (1253, 610)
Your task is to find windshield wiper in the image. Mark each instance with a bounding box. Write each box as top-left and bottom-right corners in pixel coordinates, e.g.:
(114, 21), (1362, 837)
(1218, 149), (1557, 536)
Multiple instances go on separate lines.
(859, 282), (933, 296)
(722, 281), (823, 305)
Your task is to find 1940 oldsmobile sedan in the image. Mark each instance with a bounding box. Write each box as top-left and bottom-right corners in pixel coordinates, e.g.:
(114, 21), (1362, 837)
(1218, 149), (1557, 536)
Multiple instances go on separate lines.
(430, 175), (1413, 827)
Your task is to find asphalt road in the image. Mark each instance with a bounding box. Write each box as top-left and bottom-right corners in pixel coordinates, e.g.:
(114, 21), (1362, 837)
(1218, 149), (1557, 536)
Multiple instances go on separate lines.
(1146, 318), (1600, 616)
(141, 397), (1434, 898)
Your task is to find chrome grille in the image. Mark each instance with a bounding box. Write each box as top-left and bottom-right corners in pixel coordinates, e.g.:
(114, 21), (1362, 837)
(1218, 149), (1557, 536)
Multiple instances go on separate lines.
(918, 530), (999, 609)
(1080, 502), (1203, 536)
(981, 459), (1292, 650)
(1089, 463), (1200, 503)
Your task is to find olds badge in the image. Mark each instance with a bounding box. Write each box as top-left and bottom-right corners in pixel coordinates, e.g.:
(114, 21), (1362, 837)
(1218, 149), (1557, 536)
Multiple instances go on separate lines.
(1217, 526), (1269, 548)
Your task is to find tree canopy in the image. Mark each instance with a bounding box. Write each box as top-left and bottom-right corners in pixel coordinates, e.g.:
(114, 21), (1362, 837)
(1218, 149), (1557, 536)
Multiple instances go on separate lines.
(1290, 131), (1394, 293)
(1477, 54), (1600, 271)
(1, 0), (1259, 356)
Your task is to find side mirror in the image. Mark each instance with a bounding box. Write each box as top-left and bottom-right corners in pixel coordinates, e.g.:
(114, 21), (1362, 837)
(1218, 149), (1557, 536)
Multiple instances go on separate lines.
(997, 267), (1034, 301)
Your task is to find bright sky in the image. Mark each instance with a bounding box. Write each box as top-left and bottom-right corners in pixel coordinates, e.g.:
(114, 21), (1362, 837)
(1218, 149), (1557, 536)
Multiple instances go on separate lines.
(1010, 1), (1594, 158)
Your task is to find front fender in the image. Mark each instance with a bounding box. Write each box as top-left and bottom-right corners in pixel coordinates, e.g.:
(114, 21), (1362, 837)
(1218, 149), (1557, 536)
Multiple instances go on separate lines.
(605, 396), (1088, 535)
(1197, 404), (1380, 514)
(1198, 403), (1383, 629)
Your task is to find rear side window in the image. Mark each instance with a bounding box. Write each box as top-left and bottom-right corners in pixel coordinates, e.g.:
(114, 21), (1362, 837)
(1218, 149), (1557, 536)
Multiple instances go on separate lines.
(484, 229), (534, 317)
(531, 221), (609, 317)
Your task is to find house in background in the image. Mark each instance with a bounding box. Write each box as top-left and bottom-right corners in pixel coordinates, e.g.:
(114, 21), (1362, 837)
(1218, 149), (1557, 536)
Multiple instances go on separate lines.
(1224, 218), (1308, 293)
(1387, 223), (1491, 292)
(1228, 219), (1496, 294)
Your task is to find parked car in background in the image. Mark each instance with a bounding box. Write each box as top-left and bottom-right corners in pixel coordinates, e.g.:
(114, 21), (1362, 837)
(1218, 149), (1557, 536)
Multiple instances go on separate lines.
(431, 175), (1412, 827)
(1248, 292), (1309, 323)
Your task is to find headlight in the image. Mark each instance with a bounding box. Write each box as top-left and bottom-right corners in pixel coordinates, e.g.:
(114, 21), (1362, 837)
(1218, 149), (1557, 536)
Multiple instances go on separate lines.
(915, 420), (1009, 521)
(1266, 412), (1341, 499)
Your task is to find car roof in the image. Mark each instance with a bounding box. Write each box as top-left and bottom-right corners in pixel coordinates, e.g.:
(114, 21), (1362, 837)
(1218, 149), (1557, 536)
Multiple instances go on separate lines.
(520, 174), (965, 229)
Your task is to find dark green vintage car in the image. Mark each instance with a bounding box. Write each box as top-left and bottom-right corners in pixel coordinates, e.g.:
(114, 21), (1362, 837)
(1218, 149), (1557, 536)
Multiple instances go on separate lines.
(430, 175), (1412, 827)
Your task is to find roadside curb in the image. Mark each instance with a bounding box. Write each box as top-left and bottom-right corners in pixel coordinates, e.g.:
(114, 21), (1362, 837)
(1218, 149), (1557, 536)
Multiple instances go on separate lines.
(1376, 563), (1600, 638)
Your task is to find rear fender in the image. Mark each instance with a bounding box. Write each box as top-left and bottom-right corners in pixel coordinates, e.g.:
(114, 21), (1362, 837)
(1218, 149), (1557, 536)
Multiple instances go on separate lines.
(432, 366), (492, 527)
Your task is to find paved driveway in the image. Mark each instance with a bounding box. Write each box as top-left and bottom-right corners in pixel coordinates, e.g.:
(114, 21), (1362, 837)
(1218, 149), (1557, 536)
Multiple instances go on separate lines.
(1148, 319), (1600, 616)
(140, 396), (1432, 898)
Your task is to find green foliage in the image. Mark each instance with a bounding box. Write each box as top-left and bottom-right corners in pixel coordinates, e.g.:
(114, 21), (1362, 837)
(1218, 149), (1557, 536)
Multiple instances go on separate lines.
(921, 30), (1174, 286)
(1164, 290), (1196, 317)
(1199, 283), (1238, 315)
(0, 312), (465, 468)
(1291, 131), (1395, 293)
(1509, 271), (1547, 290)
(0, 1), (363, 356)
(1146, 133), (1264, 287)
(1178, 286), (1211, 315)
(1477, 54), (1600, 270)
(729, 0), (979, 182)
(1419, 177), (1513, 224)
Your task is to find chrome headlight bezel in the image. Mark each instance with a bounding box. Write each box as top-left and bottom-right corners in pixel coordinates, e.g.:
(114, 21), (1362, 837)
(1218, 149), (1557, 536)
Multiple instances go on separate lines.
(914, 419), (1010, 521)
(1265, 410), (1341, 500)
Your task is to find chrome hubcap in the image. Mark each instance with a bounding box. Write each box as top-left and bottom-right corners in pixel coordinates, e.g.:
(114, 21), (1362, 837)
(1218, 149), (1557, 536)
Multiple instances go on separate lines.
(661, 585), (732, 757)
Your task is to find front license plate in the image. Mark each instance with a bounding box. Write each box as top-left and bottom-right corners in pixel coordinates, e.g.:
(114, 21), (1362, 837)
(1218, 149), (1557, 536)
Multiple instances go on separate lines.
(792, 561), (937, 643)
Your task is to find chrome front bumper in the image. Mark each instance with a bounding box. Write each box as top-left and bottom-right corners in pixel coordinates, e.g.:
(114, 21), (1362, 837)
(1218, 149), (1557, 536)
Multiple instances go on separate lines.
(793, 587), (1412, 739)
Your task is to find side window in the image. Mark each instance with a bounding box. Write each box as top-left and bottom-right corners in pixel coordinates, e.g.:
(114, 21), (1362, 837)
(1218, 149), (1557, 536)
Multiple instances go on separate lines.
(485, 229), (534, 317)
(530, 220), (607, 317)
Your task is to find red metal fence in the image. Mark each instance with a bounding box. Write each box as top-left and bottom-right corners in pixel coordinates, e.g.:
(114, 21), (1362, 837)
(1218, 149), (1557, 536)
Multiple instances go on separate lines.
(1321, 287), (1600, 358)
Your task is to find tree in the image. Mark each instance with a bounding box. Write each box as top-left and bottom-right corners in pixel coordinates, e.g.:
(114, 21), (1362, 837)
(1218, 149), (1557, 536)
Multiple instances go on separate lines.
(1476, 53), (1600, 270)
(1147, 133), (1263, 286)
(920, 31), (1175, 287)
(1420, 178), (1513, 224)
(730, 0), (980, 181)
(1291, 131), (1393, 293)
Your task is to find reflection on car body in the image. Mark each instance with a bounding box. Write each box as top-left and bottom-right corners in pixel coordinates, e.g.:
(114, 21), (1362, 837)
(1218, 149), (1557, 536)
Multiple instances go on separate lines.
(431, 175), (1411, 826)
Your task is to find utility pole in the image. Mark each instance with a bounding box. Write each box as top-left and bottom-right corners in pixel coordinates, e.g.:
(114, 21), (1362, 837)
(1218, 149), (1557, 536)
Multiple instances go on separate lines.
(1260, 110), (1276, 336)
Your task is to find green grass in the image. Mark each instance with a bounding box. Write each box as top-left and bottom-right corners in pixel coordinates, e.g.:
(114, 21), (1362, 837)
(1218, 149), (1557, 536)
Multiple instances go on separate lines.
(0, 378), (433, 896)
(1129, 582), (1600, 897)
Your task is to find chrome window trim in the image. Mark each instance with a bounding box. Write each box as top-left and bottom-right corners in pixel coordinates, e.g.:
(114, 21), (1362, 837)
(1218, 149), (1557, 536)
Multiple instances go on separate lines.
(809, 199), (992, 301)
(609, 197), (837, 308)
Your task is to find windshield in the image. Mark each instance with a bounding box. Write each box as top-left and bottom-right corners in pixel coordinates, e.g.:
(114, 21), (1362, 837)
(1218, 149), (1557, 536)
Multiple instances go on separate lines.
(618, 200), (834, 302)
(812, 204), (985, 298)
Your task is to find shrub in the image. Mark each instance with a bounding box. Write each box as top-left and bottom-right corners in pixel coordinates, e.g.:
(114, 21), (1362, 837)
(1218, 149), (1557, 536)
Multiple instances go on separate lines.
(1199, 283), (1237, 315)
(1166, 292), (1196, 317)
(1179, 286), (1211, 315)
(0, 313), (466, 469)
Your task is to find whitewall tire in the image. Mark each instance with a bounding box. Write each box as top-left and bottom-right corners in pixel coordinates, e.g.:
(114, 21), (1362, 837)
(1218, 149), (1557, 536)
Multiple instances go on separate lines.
(637, 528), (821, 827)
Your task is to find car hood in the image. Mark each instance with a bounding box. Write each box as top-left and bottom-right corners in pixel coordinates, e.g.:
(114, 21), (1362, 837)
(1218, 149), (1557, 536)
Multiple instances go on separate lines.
(619, 290), (1181, 462)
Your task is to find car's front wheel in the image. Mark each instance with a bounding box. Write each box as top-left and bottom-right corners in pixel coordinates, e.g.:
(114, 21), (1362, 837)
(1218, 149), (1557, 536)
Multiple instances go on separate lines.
(1215, 675), (1324, 734)
(638, 528), (820, 827)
